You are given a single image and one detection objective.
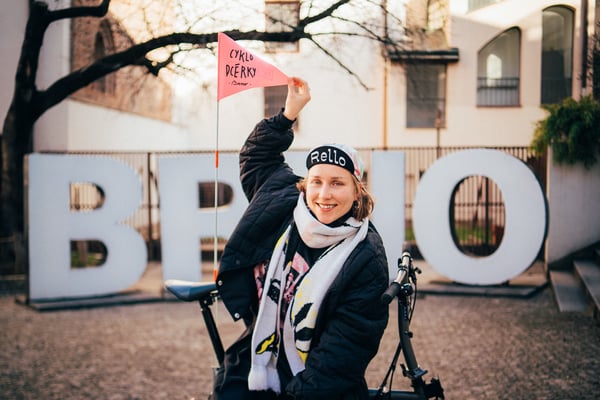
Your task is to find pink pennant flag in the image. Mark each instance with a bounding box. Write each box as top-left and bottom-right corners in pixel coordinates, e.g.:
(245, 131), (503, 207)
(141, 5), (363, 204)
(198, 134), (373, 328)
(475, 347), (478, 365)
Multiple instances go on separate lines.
(217, 32), (289, 101)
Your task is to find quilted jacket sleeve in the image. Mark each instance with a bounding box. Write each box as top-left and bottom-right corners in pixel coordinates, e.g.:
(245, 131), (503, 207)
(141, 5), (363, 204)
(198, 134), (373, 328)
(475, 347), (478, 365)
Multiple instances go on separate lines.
(239, 111), (296, 202)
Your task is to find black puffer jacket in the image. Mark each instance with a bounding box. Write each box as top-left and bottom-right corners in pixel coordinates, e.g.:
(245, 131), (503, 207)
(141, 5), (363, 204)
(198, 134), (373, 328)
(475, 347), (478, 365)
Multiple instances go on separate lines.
(216, 111), (389, 400)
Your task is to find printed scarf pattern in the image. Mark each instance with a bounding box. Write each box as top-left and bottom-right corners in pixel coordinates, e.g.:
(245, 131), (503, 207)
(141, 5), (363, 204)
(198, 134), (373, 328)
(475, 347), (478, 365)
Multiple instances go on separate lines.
(248, 193), (369, 393)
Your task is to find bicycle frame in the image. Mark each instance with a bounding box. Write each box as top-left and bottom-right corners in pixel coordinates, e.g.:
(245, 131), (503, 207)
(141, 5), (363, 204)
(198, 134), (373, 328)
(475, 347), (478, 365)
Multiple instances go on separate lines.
(370, 252), (444, 399)
(164, 251), (444, 400)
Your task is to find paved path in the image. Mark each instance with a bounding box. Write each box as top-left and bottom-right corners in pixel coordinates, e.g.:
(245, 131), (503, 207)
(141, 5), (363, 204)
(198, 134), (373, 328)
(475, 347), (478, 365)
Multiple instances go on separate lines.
(1, 263), (599, 399)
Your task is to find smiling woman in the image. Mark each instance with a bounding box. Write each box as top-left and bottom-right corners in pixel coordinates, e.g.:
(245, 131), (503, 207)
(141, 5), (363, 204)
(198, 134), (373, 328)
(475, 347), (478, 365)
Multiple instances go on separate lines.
(213, 77), (389, 400)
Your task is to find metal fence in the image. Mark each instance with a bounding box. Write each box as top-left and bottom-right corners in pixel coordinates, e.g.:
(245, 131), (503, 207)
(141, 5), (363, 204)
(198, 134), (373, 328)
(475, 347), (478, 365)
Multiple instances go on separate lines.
(63, 146), (546, 261)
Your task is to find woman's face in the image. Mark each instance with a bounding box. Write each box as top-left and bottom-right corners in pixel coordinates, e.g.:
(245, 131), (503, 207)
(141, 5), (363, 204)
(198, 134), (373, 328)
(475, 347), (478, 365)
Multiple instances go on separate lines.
(305, 164), (358, 225)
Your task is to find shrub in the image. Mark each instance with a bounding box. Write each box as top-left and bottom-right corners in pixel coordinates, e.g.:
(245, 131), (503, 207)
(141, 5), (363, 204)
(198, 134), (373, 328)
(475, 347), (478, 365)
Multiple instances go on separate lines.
(531, 96), (600, 169)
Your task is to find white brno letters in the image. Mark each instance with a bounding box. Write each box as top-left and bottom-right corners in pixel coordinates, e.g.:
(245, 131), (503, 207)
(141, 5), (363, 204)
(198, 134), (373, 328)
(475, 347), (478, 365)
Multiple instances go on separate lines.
(27, 154), (147, 299)
(26, 149), (548, 300)
(413, 149), (547, 285)
(158, 154), (247, 282)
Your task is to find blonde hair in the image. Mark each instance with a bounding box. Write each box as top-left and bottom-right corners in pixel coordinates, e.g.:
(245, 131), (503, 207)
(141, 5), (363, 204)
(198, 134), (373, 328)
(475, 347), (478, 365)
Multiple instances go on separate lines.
(296, 178), (374, 220)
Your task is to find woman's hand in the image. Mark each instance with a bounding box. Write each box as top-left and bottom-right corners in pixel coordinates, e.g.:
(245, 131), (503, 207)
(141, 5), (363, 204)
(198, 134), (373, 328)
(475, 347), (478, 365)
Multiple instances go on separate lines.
(283, 77), (311, 121)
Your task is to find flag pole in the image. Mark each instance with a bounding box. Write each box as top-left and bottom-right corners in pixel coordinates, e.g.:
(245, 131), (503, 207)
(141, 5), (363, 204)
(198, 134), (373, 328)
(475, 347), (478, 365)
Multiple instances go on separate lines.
(210, 97), (221, 353)
(213, 101), (220, 283)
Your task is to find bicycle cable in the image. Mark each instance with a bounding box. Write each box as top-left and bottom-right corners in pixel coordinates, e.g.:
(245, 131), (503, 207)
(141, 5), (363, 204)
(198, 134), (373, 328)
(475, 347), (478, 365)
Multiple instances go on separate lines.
(407, 272), (418, 323)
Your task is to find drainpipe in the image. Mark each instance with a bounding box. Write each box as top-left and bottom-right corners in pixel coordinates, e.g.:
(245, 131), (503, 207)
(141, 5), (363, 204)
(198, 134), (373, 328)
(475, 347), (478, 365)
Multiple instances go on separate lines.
(580, 0), (589, 96)
(383, 59), (389, 150)
(382, 0), (389, 150)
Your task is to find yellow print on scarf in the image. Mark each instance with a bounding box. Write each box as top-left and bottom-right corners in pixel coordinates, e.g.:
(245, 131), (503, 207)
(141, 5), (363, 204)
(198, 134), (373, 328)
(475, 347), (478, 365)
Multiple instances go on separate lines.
(256, 332), (277, 355)
(292, 302), (315, 362)
(294, 277), (310, 302)
(298, 349), (308, 363)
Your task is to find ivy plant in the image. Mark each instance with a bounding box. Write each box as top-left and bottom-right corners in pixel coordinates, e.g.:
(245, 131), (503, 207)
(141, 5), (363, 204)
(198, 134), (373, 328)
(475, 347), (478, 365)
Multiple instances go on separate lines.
(531, 95), (600, 169)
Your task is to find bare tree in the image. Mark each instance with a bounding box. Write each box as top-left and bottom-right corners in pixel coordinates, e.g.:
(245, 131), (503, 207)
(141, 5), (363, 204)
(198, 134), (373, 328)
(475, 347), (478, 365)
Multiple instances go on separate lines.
(0, 0), (408, 269)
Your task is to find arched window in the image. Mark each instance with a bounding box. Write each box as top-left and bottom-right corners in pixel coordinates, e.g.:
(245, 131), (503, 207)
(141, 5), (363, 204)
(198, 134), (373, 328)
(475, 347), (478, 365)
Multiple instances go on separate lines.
(91, 20), (116, 95)
(477, 28), (520, 106)
(93, 32), (107, 92)
(541, 6), (574, 104)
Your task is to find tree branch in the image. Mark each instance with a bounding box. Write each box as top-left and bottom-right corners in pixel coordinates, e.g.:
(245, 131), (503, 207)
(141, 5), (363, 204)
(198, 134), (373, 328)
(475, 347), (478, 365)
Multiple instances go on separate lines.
(32, 29), (311, 120)
(45, 0), (110, 23)
(299, 0), (351, 28)
(31, 1), (399, 120)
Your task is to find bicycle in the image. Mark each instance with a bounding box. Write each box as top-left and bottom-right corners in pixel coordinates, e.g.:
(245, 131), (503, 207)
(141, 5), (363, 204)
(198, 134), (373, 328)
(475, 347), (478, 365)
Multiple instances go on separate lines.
(164, 251), (444, 399)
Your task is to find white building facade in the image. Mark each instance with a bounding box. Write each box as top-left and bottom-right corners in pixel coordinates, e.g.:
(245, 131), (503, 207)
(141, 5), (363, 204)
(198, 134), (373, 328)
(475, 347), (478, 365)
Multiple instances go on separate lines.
(1, 0), (595, 152)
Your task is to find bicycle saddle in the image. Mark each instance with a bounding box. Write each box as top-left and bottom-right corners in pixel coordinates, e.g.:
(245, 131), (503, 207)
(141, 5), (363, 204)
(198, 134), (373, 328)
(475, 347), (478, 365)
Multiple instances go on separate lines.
(164, 280), (217, 302)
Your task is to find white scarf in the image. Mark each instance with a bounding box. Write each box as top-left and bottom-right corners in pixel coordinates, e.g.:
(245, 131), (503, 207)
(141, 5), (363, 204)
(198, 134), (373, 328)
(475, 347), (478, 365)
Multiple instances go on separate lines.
(248, 193), (369, 393)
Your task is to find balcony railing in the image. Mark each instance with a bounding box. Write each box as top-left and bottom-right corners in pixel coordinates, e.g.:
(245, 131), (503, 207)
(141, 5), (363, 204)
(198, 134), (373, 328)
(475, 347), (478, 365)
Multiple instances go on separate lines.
(477, 77), (520, 106)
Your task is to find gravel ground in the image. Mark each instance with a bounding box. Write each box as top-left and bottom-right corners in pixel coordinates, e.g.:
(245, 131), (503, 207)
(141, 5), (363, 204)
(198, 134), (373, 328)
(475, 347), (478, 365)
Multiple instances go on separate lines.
(1, 267), (599, 400)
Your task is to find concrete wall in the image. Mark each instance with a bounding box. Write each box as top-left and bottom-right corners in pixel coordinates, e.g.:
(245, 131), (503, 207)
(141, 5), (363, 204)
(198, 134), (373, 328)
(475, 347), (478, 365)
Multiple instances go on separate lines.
(546, 154), (600, 264)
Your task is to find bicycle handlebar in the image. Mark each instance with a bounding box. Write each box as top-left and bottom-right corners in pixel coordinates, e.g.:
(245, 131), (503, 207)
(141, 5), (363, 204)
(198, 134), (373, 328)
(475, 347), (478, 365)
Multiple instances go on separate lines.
(380, 252), (412, 305)
(381, 273), (406, 304)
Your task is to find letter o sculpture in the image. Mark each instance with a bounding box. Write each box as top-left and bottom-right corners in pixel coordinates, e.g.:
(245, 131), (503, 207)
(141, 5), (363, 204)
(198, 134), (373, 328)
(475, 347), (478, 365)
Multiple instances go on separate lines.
(413, 149), (547, 285)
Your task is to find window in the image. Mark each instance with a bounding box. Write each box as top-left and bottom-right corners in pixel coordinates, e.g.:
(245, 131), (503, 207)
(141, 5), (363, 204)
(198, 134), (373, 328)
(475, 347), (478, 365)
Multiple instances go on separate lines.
(264, 85), (287, 115)
(265, 85), (299, 127)
(91, 20), (115, 95)
(477, 28), (520, 106)
(541, 6), (574, 104)
(406, 63), (446, 128)
(265, 0), (300, 53)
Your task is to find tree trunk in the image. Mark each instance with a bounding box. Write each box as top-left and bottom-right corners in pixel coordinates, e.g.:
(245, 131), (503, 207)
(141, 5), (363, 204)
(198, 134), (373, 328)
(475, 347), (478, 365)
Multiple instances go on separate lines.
(0, 102), (32, 274)
(0, 1), (46, 272)
(1, 103), (33, 233)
